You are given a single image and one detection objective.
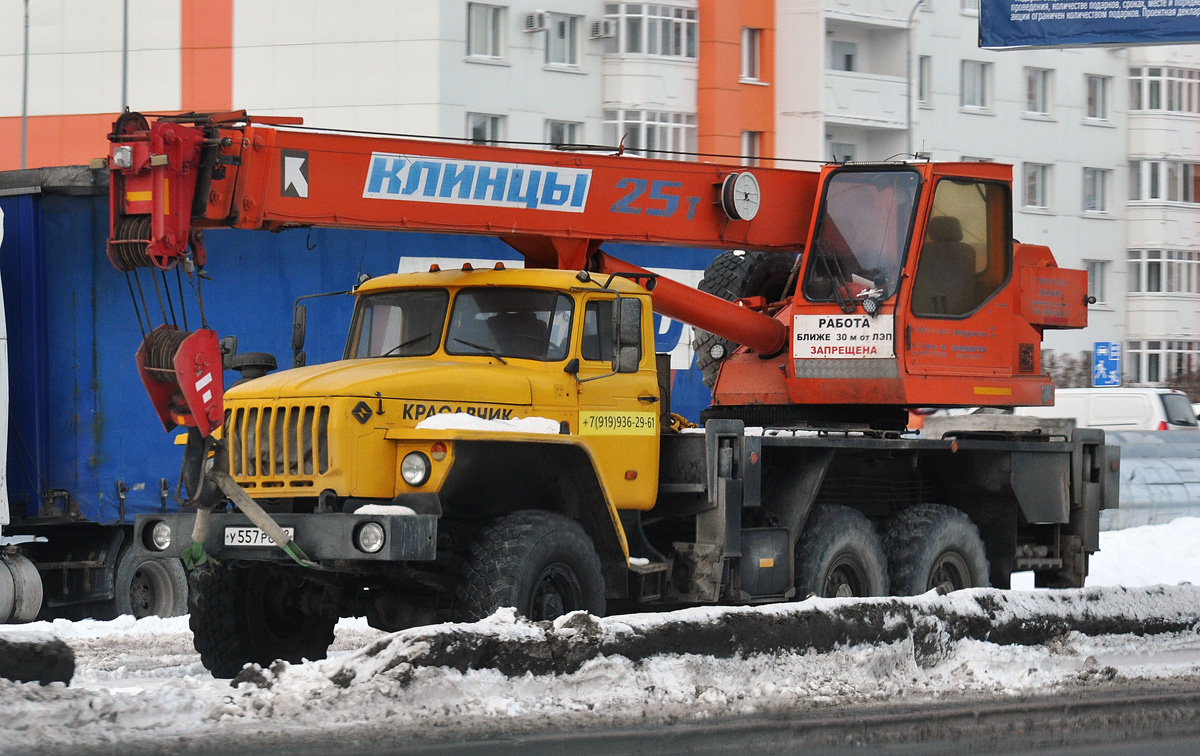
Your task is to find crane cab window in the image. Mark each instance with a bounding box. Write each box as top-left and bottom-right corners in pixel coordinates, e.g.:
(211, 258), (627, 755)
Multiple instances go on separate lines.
(445, 288), (574, 361)
(911, 179), (1011, 318)
(347, 289), (450, 358)
(802, 169), (920, 304)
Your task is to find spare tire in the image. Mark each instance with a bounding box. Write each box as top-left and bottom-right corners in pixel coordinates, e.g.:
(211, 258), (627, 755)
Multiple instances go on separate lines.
(692, 251), (796, 388)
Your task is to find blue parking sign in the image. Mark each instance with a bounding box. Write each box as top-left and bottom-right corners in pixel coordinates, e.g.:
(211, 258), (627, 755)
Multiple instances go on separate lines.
(1093, 342), (1121, 387)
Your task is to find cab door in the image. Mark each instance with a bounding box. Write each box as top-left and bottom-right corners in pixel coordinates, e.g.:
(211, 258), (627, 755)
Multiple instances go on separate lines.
(903, 177), (1014, 382)
(574, 293), (661, 511)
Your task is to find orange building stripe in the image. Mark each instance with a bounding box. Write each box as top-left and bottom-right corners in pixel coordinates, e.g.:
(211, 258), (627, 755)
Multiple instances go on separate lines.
(0, 113), (120, 171)
(181, 0), (234, 112)
(697, 0), (775, 166)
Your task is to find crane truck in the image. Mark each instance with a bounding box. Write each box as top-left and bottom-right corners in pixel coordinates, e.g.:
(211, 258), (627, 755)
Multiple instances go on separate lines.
(100, 111), (1117, 678)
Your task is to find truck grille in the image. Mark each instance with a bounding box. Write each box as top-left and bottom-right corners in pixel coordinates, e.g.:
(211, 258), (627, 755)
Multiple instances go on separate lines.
(227, 404), (330, 487)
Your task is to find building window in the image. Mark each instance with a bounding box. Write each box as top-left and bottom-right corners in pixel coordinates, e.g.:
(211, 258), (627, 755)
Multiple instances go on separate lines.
(830, 41), (856, 72)
(1083, 168), (1109, 213)
(467, 4), (505, 59)
(1128, 160), (1200, 203)
(546, 13), (579, 66)
(1127, 341), (1142, 384)
(1024, 67), (1052, 115)
(961, 61), (990, 110)
(1146, 250), (1163, 292)
(741, 131), (761, 167)
(546, 120), (581, 146)
(741, 28), (761, 81)
(1086, 260), (1108, 304)
(962, 0), (980, 11)
(603, 3), (697, 58)
(467, 113), (503, 145)
(603, 109), (697, 160)
(1128, 250), (1142, 293)
(918, 56), (932, 105)
(1023, 163), (1050, 209)
(831, 142), (856, 163)
(1086, 75), (1109, 119)
(1129, 66), (1200, 113)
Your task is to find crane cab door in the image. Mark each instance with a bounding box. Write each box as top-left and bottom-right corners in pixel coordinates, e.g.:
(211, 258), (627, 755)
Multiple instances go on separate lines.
(903, 177), (1014, 389)
(573, 294), (660, 511)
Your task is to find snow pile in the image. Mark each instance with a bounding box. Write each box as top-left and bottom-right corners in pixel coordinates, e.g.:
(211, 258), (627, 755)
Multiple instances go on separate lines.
(415, 413), (561, 434)
(4, 522), (1200, 752)
(203, 587), (1200, 736)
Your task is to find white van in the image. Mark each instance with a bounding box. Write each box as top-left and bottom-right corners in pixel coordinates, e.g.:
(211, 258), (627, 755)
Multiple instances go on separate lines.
(1014, 388), (1199, 431)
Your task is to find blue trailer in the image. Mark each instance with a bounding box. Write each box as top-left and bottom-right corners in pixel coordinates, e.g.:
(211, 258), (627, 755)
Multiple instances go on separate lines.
(0, 166), (718, 622)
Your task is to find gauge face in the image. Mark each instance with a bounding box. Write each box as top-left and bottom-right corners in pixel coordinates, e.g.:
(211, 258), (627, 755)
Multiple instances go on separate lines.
(721, 172), (761, 221)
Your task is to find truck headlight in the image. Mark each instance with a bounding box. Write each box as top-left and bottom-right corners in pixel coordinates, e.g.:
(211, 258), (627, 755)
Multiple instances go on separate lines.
(146, 521), (172, 551)
(401, 452), (431, 486)
(355, 522), (386, 554)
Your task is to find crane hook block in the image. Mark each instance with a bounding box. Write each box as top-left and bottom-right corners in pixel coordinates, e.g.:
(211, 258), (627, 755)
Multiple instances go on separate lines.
(135, 325), (225, 438)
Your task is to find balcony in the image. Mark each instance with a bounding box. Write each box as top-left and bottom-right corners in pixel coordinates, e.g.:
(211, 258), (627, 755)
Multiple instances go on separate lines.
(824, 70), (907, 130)
(824, 0), (915, 27)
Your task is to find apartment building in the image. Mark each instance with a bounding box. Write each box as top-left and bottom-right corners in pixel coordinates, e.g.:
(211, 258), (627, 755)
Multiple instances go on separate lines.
(3, 0), (1196, 386)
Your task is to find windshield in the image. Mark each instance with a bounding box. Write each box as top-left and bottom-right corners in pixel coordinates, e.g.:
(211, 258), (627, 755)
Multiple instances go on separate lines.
(1160, 393), (1198, 427)
(445, 288), (575, 361)
(802, 169), (920, 304)
(346, 289), (450, 359)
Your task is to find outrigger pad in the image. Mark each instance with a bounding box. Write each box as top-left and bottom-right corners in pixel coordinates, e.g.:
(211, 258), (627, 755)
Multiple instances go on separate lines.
(0, 632), (75, 685)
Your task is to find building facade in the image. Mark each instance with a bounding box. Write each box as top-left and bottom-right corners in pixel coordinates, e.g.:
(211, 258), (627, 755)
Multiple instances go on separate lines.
(2, 0), (1197, 386)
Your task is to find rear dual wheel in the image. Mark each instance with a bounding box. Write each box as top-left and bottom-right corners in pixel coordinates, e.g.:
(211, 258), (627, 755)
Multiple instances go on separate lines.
(793, 504), (889, 599)
(881, 504), (990, 595)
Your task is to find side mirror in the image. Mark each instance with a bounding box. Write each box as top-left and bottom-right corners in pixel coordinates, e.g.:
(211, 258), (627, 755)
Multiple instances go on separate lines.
(613, 297), (641, 347)
(611, 298), (642, 374)
(292, 302), (307, 365)
(612, 346), (639, 374)
(219, 335), (238, 370)
(563, 357), (580, 375)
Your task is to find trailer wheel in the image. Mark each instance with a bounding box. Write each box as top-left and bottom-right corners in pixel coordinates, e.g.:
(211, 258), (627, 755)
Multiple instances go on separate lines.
(693, 251), (796, 388)
(454, 510), (605, 622)
(881, 504), (990, 595)
(113, 547), (188, 619)
(189, 563), (337, 679)
(793, 504), (889, 599)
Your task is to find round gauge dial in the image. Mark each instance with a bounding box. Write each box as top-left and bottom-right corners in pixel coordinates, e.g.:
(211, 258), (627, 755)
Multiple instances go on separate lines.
(721, 172), (761, 221)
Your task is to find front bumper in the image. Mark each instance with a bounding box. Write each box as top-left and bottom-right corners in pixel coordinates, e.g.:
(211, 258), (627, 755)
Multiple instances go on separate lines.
(133, 512), (438, 563)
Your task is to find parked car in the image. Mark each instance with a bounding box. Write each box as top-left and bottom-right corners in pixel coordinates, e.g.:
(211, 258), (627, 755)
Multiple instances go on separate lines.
(1014, 388), (1199, 431)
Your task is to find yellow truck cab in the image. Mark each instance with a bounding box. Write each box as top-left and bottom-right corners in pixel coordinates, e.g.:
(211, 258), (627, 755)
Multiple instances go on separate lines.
(225, 266), (661, 520)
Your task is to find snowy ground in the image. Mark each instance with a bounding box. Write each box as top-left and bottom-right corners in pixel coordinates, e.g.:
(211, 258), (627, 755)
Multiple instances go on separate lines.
(5, 518), (1200, 754)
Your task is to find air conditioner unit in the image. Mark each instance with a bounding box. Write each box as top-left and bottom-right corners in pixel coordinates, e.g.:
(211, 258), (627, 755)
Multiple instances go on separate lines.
(524, 12), (547, 32)
(589, 19), (615, 39)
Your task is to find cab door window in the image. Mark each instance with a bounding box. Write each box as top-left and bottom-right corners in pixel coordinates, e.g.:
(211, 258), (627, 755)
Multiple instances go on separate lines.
(911, 179), (1011, 318)
(581, 299), (615, 362)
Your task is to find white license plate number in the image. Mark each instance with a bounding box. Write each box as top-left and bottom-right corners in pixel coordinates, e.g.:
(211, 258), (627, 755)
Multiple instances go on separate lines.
(223, 527), (295, 547)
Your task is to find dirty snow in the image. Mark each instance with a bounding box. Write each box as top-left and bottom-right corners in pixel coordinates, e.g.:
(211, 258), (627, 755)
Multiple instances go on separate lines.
(3, 519), (1200, 752)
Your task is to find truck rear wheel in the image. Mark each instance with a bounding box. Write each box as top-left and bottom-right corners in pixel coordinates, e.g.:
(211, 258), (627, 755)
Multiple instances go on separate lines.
(189, 562), (337, 679)
(793, 504), (889, 599)
(693, 251), (796, 388)
(454, 510), (605, 622)
(112, 547), (188, 619)
(881, 504), (990, 595)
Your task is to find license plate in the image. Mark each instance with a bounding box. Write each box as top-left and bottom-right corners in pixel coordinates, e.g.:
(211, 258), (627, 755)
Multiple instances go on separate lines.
(223, 526), (295, 547)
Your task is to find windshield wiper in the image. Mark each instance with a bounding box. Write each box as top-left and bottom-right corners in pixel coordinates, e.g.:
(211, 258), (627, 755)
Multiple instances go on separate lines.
(452, 338), (508, 365)
(816, 239), (858, 314)
(379, 332), (432, 357)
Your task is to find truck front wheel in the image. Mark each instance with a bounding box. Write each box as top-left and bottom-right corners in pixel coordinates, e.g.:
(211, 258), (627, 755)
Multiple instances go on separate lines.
(793, 504), (889, 599)
(881, 504), (990, 595)
(189, 563), (337, 679)
(454, 510), (606, 622)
